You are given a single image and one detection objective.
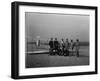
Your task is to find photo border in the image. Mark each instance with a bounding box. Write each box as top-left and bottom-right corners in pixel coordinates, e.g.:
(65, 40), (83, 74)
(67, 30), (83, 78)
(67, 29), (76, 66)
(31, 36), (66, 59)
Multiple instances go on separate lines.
(11, 1), (98, 79)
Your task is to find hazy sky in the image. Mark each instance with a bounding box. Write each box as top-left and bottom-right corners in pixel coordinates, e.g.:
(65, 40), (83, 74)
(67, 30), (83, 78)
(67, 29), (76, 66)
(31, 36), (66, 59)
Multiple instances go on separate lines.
(25, 12), (89, 42)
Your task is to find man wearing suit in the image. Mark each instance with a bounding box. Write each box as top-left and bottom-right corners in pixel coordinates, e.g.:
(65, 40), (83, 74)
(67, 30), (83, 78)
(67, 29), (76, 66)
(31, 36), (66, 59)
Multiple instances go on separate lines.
(70, 39), (74, 56)
(75, 39), (80, 57)
(65, 39), (70, 56)
(60, 38), (65, 56)
(49, 38), (54, 55)
(54, 38), (59, 55)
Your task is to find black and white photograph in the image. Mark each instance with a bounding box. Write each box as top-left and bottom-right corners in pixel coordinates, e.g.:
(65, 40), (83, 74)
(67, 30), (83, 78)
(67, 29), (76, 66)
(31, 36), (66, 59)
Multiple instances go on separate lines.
(25, 12), (90, 68)
(11, 1), (97, 79)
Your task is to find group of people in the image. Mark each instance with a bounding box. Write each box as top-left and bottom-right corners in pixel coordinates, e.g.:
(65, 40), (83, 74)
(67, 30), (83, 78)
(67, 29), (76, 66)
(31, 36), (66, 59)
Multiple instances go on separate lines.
(49, 38), (80, 57)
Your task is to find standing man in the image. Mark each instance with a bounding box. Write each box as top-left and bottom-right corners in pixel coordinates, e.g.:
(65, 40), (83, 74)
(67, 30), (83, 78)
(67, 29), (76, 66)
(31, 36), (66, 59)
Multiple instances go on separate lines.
(60, 38), (65, 56)
(57, 42), (61, 56)
(65, 39), (70, 56)
(54, 38), (59, 55)
(36, 40), (40, 47)
(49, 38), (54, 55)
(36, 36), (40, 48)
(70, 39), (74, 56)
(75, 39), (80, 57)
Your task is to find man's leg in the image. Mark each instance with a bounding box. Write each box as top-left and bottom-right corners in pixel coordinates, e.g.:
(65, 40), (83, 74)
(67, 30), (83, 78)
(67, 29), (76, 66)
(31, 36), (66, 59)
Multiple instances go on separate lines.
(49, 48), (52, 55)
(77, 50), (79, 57)
(62, 47), (64, 56)
(65, 49), (67, 56)
(72, 48), (74, 56)
(66, 49), (69, 56)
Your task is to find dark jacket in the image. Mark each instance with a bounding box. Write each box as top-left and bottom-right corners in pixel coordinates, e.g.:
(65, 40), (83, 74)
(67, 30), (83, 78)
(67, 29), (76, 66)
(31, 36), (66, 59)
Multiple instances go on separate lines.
(54, 40), (59, 49)
(49, 41), (54, 48)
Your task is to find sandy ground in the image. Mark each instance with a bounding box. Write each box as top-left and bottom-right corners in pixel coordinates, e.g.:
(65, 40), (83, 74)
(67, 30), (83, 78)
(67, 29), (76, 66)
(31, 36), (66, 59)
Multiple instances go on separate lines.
(26, 46), (89, 68)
